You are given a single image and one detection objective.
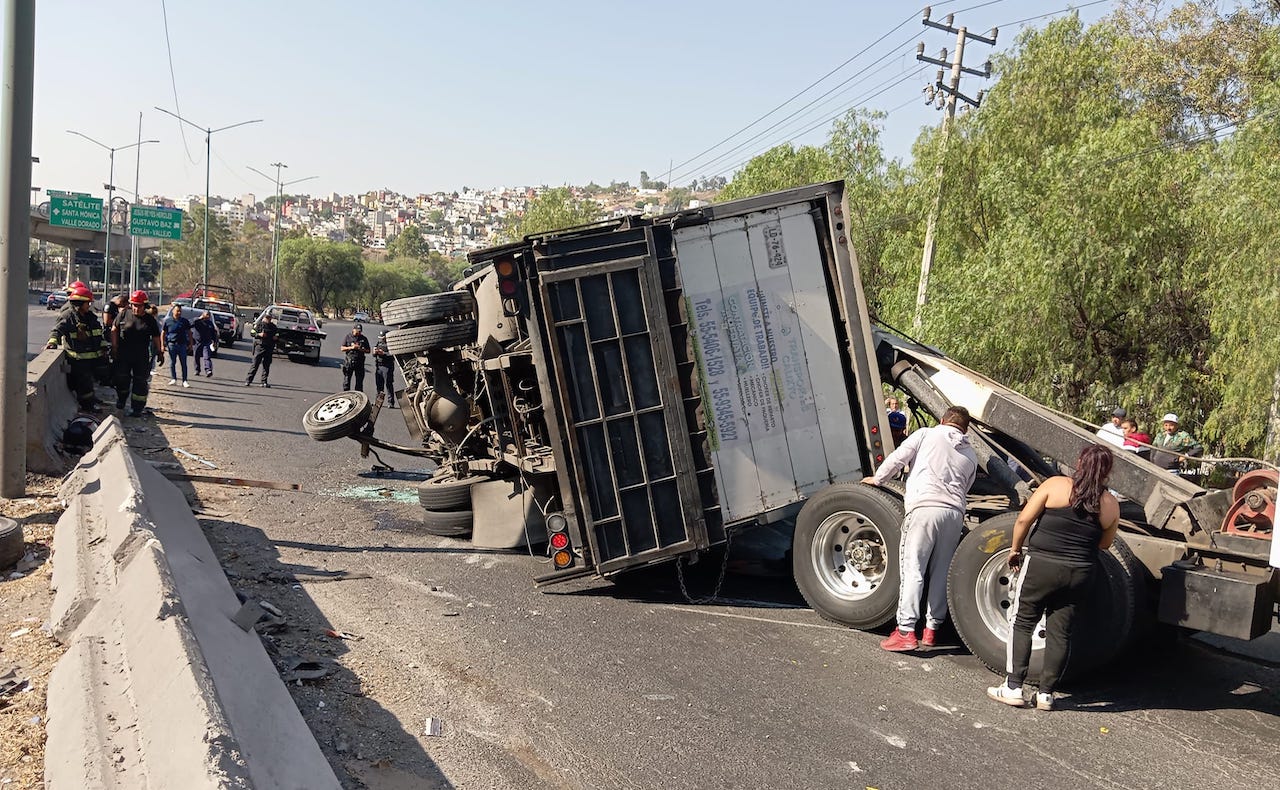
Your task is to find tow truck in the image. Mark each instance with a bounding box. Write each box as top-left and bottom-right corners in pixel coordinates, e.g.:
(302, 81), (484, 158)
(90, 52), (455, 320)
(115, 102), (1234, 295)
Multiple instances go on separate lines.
(190, 282), (243, 351)
(303, 181), (1277, 679)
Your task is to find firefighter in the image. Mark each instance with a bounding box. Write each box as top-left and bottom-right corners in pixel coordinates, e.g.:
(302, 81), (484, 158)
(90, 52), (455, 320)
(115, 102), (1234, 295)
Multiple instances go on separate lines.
(46, 284), (108, 412)
(111, 290), (163, 417)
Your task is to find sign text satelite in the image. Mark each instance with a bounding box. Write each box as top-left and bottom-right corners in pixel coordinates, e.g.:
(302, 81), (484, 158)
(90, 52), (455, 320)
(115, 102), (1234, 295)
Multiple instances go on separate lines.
(129, 205), (184, 240)
(48, 191), (105, 231)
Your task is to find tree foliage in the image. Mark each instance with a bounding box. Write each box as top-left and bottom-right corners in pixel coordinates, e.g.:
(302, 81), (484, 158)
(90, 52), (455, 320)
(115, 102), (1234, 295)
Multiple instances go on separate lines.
(716, 2), (1280, 458)
(278, 237), (364, 314)
(386, 223), (428, 261)
(504, 187), (602, 240)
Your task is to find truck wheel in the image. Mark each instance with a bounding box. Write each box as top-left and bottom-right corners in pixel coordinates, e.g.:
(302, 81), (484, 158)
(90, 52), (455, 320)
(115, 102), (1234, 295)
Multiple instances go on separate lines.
(0, 517), (24, 570)
(947, 512), (1142, 682)
(792, 483), (904, 629)
(418, 472), (475, 511)
(420, 507), (473, 537)
(381, 292), (475, 327)
(385, 321), (477, 355)
(302, 391), (371, 442)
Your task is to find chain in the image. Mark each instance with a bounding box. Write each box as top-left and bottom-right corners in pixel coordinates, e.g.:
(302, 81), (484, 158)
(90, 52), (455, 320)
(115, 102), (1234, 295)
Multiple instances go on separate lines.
(675, 531), (734, 605)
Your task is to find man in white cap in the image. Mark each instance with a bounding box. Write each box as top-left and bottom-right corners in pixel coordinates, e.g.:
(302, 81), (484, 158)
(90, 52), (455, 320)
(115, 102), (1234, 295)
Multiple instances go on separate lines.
(1151, 413), (1203, 470)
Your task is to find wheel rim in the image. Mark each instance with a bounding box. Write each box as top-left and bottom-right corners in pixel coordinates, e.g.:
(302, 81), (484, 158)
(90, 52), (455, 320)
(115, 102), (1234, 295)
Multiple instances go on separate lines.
(313, 395), (359, 424)
(809, 509), (888, 602)
(974, 550), (1047, 651)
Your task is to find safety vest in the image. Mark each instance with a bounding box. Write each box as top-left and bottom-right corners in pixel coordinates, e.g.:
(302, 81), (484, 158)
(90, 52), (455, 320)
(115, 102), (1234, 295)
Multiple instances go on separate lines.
(49, 309), (107, 361)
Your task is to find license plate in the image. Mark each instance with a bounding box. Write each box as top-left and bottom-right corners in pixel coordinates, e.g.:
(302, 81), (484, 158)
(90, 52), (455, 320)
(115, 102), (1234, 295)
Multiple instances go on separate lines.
(305, 339), (321, 346)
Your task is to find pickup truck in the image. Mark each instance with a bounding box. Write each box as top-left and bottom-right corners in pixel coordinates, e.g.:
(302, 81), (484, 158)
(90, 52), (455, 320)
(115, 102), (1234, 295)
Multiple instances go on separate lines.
(304, 181), (1277, 682)
(250, 303), (325, 364)
(189, 283), (243, 349)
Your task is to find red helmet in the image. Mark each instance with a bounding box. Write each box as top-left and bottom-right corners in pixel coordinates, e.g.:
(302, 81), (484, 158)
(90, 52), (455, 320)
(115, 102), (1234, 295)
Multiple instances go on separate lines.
(66, 280), (86, 293)
(129, 290), (148, 304)
(68, 285), (94, 302)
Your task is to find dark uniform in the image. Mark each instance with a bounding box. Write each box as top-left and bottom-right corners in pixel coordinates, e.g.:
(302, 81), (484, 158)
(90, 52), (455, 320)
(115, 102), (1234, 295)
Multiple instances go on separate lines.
(112, 307), (161, 416)
(373, 332), (396, 402)
(246, 317), (278, 386)
(341, 329), (371, 392)
(100, 297), (124, 384)
(48, 305), (108, 411)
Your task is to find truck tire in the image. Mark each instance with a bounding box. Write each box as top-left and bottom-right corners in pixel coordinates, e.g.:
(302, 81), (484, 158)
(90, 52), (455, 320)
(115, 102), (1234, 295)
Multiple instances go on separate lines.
(302, 391), (371, 442)
(385, 321), (477, 355)
(381, 292), (475, 327)
(420, 507), (473, 537)
(946, 512), (1142, 682)
(792, 483), (904, 629)
(0, 517), (24, 570)
(418, 472), (475, 511)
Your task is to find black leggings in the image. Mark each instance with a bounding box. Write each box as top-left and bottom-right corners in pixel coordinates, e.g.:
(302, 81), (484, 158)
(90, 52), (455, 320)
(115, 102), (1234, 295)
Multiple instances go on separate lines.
(1006, 553), (1094, 694)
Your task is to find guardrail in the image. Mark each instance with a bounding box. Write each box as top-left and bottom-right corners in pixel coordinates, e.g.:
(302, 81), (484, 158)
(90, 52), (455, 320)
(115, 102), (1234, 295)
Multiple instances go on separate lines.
(45, 417), (340, 789)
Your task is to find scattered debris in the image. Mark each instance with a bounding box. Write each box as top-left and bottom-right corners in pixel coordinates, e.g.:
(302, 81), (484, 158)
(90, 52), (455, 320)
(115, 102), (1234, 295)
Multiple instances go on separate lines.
(159, 471), (302, 491)
(260, 601), (284, 618)
(280, 656), (330, 683)
(325, 629), (361, 641)
(173, 447), (218, 469)
(231, 601), (287, 633)
(441, 611), (459, 617)
(0, 666), (29, 702)
(7, 628), (30, 639)
(423, 718), (443, 737)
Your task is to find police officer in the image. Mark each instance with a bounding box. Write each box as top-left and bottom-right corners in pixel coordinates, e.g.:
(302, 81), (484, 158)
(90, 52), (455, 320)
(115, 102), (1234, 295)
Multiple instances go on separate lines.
(111, 291), (163, 416)
(340, 323), (371, 392)
(373, 329), (396, 403)
(246, 312), (278, 387)
(47, 284), (108, 412)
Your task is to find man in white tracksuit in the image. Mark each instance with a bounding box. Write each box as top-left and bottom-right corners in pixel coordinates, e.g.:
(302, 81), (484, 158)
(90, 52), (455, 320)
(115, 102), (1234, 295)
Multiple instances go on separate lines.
(863, 405), (978, 652)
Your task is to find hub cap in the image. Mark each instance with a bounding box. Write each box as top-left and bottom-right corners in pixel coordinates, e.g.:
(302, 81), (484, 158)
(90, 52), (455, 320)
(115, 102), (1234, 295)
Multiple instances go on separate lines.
(810, 510), (887, 602)
(313, 394), (358, 424)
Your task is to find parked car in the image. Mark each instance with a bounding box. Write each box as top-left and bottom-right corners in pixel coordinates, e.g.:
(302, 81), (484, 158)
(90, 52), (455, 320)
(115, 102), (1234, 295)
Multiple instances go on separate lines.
(45, 291), (67, 310)
(38, 291), (51, 305)
(352, 311), (370, 322)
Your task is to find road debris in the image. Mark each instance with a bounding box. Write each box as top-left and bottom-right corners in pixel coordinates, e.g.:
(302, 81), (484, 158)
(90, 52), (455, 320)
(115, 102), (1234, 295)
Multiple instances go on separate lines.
(7, 628), (30, 639)
(172, 447), (219, 469)
(159, 471), (302, 491)
(423, 718), (443, 737)
(325, 629), (362, 640)
(280, 656), (331, 684)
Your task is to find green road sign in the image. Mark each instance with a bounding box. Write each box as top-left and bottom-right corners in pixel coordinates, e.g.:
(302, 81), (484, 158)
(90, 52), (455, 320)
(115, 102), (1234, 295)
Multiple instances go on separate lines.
(48, 192), (104, 231)
(130, 205), (183, 240)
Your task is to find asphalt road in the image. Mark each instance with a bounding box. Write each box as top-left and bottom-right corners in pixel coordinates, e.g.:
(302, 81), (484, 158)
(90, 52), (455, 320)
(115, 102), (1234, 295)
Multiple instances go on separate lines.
(27, 304), (1280, 789)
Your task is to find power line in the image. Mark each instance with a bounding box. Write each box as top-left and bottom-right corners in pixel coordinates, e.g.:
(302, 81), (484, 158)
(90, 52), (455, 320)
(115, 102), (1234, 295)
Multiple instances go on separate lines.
(159, 0), (196, 165)
(999, 0), (1109, 29)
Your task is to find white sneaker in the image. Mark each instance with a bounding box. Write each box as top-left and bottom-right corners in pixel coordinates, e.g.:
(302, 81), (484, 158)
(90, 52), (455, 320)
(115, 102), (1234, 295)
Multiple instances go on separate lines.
(181, 380), (190, 388)
(1035, 692), (1054, 711)
(987, 681), (1027, 708)
(168, 378), (177, 385)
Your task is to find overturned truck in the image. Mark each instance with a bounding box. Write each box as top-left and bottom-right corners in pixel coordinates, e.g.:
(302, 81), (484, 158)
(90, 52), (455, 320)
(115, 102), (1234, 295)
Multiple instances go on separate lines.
(304, 181), (1277, 678)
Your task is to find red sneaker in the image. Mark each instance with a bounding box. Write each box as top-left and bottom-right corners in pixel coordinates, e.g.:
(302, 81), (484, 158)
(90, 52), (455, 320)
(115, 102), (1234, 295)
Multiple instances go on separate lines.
(881, 629), (918, 652)
(922, 627), (938, 647)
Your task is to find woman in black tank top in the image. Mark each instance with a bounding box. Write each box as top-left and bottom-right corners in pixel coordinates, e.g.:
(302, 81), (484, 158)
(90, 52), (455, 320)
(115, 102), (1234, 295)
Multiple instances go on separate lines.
(986, 445), (1120, 710)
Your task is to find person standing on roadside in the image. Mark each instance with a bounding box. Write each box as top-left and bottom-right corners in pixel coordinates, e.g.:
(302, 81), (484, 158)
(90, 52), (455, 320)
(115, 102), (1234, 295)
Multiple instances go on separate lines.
(1151, 413), (1203, 471)
(246, 312), (278, 387)
(373, 329), (396, 402)
(46, 284), (108, 413)
(191, 310), (218, 377)
(98, 292), (128, 384)
(1095, 407), (1127, 448)
(162, 304), (194, 387)
(111, 291), (163, 416)
(340, 323), (371, 392)
(987, 444), (1119, 711)
(864, 405), (978, 652)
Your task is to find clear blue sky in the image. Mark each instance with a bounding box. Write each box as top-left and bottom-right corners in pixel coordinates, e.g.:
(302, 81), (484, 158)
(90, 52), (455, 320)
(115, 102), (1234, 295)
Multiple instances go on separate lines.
(23, 0), (1116, 203)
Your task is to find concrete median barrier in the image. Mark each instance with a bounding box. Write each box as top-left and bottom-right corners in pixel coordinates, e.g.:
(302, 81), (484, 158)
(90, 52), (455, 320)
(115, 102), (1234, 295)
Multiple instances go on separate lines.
(26, 347), (80, 474)
(46, 417), (340, 790)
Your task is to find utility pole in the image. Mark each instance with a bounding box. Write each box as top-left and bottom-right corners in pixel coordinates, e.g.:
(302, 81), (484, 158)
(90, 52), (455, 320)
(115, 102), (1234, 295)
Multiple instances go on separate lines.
(66, 131), (158, 291)
(130, 111), (142, 292)
(248, 163), (316, 303)
(912, 6), (996, 332)
(154, 107), (262, 284)
(0, 0), (34, 498)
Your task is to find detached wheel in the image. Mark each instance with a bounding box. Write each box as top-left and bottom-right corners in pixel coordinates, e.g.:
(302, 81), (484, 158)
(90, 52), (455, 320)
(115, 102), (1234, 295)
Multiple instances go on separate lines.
(418, 472), (476, 511)
(947, 512), (1143, 683)
(0, 517), (24, 570)
(381, 292), (476, 326)
(385, 321), (477, 355)
(302, 391), (371, 442)
(420, 508), (473, 537)
(792, 483), (904, 629)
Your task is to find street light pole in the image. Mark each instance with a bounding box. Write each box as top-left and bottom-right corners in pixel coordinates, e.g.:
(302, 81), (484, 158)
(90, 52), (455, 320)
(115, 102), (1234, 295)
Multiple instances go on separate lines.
(248, 163), (316, 303)
(154, 107), (262, 284)
(66, 130), (158, 292)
